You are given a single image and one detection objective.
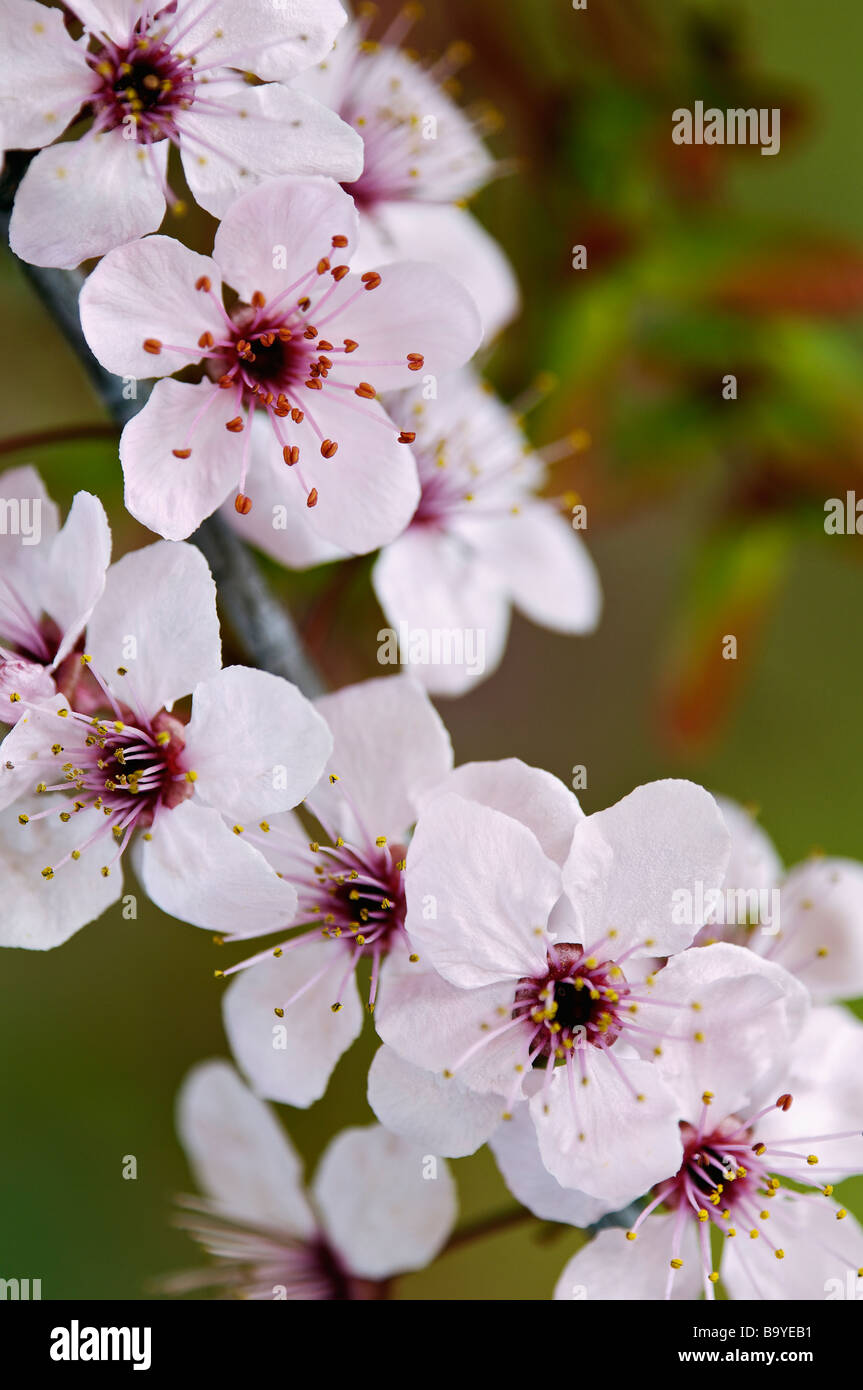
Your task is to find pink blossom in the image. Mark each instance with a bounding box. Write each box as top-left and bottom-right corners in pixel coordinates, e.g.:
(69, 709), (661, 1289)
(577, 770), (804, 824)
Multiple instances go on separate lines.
(0, 466), (111, 718)
(698, 796), (863, 1003)
(79, 175), (482, 547)
(292, 8), (519, 339)
(2, 0), (362, 267)
(0, 539), (331, 948)
(372, 764), (808, 1206)
(554, 1005), (863, 1300)
(219, 674), (453, 1107)
(171, 1060), (456, 1298)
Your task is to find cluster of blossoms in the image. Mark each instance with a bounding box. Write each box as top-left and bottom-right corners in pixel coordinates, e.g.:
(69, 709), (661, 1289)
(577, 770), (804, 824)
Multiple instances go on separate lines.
(1, 0), (861, 1304)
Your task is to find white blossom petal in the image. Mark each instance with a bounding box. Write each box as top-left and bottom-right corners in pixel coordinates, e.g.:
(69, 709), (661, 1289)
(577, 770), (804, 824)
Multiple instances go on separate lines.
(80, 235), (224, 380)
(223, 942), (363, 1107)
(367, 1045), (501, 1158)
(563, 779), (731, 957)
(86, 540), (221, 714)
(183, 665), (332, 822)
(491, 1104), (615, 1227)
(405, 791), (559, 989)
(136, 801), (297, 932)
(177, 1059), (315, 1237)
(179, 83), (363, 220)
(554, 1211), (701, 1301)
(305, 674), (453, 844)
(11, 132), (167, 268)
(313, 1125), (456, 1280)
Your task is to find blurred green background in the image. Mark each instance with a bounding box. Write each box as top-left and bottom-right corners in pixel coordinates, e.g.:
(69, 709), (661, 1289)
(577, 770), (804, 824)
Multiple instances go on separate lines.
(2, 0), (863, 1299)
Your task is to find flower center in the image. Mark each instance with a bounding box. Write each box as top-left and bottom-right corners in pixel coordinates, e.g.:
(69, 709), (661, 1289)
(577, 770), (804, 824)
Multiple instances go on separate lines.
(659, 1118), (764, 1218)
(8, 663), (195, 881)
(174, 1204), (389, 1300)
(314, 839), (408, 958)
(143, 257), (422, 517)
(514, 943), (631, 1064)
(217, 810), (408, 1016)
(89, 35), (196, 142)
(211, 307), (315, 405)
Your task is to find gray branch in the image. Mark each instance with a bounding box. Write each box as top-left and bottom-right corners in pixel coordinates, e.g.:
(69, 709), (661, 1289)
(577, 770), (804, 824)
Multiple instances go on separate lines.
(1, 198), (324, 699)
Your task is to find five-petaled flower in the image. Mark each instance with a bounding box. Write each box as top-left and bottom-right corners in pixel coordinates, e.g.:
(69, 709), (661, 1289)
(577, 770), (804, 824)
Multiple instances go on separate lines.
(1, 0), (363, 267)
(370, 764), (807, 1206)
(79, 174), (482, 548)
(554, 1004), (863, 1300)
(0, 538), (331, 949)
(170, 1059), (456, 1299)
(217, 674), (453, 1108)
